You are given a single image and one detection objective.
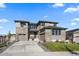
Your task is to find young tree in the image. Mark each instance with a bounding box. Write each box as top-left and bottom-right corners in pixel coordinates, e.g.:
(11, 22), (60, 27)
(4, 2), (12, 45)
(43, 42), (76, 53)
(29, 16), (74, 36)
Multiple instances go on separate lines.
(8, 31), (11, 41)
(6, 31), (11, 46)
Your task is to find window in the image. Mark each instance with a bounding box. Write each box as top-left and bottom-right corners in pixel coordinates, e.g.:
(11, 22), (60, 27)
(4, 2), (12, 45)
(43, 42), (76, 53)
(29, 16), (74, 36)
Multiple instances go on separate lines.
(52, 30), (61, 35)
(41, 23), (45, 26)
(58, 30), (61, 35)
(21, 22), (26, 27)
(29, 23), (37, 29)
(52, 30), (54, 35)
(40, 29), (45, 33)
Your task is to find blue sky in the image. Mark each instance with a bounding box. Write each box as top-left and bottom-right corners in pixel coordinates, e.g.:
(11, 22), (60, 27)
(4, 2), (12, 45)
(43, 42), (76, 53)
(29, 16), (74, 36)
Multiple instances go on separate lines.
(0, 3), (79, 35)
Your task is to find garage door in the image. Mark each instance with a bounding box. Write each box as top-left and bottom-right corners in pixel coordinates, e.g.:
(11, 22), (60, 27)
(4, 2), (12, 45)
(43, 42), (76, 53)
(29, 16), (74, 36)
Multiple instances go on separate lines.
(18, 34), (26, 41)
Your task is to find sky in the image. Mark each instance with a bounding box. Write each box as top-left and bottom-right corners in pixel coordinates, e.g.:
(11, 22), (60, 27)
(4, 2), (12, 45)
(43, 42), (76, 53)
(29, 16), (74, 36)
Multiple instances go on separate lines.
(0, 3), (79, 35)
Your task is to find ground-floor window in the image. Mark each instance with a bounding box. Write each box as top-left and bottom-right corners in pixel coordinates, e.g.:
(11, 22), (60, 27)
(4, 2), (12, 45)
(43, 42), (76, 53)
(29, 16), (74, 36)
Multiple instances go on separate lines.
(52, 29), (61, 35)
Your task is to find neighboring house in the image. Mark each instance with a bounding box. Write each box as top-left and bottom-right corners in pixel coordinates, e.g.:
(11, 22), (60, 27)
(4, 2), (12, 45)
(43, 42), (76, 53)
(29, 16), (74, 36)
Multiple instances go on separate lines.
(0, 35), (6, 44)
(15, 20), (67, 42)
(66, 29), (79, 43)
(5, 34), (16, 43)
(10, 34), (16, 43)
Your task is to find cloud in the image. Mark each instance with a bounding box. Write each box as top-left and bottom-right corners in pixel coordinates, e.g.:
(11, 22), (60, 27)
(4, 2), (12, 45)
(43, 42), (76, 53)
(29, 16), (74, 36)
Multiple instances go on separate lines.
(71, 22), (77, 25)
(52, 3), (64, 8)
(72, 18), (79, 21)
(0, 19), (9, 23)
(0, 3), (6, 8)
(40, 16), (48, 20)
(64, 6), (79, 13)
(43, 16), (48, 18)
(71, 18), (79, 26)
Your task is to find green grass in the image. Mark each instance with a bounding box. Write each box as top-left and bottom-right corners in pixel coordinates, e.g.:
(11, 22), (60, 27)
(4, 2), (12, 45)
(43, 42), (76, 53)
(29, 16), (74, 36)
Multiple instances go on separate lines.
(0, 44), (6, 48)
(43, 42), (79, 51)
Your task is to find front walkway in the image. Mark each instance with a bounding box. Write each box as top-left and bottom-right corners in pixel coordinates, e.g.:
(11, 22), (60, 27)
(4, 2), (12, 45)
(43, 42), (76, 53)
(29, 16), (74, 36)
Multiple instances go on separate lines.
(0, 41), (79, 56)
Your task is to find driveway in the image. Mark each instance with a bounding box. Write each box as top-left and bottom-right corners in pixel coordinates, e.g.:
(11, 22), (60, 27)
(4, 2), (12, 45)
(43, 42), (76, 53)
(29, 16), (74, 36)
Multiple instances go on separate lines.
(0, 41), (79, 56)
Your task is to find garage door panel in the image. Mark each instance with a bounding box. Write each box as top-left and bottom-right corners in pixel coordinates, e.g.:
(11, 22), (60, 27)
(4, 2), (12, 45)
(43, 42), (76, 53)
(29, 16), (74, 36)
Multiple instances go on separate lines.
(18, 34), (26, 41)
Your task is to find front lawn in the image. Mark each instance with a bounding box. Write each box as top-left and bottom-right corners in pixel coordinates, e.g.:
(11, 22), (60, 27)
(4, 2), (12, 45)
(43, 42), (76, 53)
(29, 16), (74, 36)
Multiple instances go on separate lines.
(43, 42), (79, 51)
(0, 44), (6, 48)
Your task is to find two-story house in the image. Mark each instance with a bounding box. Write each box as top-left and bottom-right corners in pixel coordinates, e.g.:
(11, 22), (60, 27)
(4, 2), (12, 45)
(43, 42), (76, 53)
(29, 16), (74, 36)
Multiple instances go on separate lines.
(15, 20), (67, 42)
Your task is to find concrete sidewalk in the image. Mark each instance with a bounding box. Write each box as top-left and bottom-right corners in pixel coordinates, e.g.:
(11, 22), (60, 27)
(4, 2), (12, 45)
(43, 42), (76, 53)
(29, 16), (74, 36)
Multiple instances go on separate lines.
(0, 41), (79, 56)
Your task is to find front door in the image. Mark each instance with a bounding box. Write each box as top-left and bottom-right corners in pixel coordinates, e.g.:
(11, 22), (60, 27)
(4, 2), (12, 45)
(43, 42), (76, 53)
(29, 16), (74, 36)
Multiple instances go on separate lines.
(29, 34), (35, 41)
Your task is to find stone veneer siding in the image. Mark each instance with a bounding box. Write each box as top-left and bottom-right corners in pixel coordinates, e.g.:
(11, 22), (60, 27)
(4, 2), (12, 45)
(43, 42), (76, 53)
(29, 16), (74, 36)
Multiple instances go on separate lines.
(45, 29), (52, 42)
(52, 30), (66, 41)
(73, 30), (79, 43)
(16, 22), (28, 41)
(45, 29), (66, 42)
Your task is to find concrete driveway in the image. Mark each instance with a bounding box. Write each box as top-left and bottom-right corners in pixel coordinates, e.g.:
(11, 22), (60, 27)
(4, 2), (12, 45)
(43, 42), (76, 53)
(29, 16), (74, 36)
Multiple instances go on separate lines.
(0, 41), (79, 56)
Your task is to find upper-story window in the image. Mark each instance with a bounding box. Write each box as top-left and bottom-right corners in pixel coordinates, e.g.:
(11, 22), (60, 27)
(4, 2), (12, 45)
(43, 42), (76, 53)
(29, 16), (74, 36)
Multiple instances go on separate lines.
(41, 23), (45, 26)
(21, 22), (26, 27)
(52, 29), (61, 35)
(29, 23), (37, 29)
(44, 23), (56, 27)
(40, 29), (45, 33)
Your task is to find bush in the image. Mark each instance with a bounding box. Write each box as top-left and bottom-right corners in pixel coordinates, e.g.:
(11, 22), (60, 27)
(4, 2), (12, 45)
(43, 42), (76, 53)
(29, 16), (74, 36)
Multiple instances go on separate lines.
(0, 44), (6, 48)
(55, 40), (59, 42)
(59, 41), (64, 43)
(77, 43), (79, 45)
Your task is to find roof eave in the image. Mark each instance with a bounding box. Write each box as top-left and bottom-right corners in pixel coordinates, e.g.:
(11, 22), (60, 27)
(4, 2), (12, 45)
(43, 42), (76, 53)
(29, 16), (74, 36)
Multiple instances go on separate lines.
(15, 20), (29, 23)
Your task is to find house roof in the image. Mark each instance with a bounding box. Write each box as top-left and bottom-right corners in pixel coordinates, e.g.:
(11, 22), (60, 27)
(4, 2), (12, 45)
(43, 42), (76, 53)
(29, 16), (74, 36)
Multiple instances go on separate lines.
(29, 23), (37, 26)
(40, 26), (67, 30)
(37, 20), (58, 25)
(67, 28), (79, 32)
(15, 20), (58, 23)
(15, 20), (29, 23)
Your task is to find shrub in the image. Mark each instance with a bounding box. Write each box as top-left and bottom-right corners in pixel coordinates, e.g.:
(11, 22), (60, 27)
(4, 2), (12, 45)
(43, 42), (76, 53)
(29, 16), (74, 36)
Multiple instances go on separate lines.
(55, 40), (59, 42)
(59, 41), (64, 43)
